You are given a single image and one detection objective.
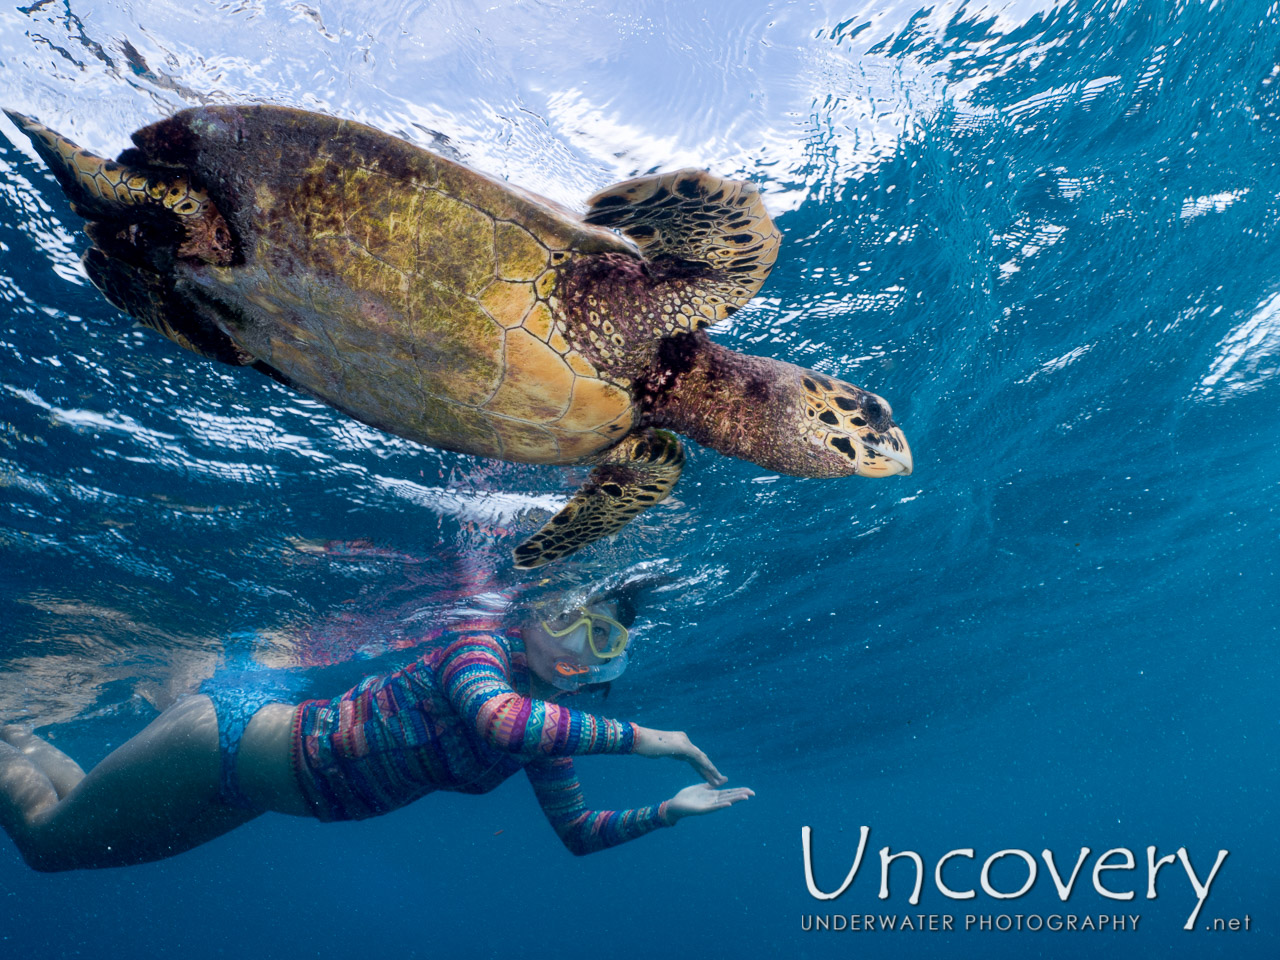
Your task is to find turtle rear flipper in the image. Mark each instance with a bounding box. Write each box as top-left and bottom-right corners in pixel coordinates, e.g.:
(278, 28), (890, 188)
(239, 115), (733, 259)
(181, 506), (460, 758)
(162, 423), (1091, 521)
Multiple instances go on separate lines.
(513, 429), (685, 569)
(583, 169), (781, 331)
(4, 110), (234, 265)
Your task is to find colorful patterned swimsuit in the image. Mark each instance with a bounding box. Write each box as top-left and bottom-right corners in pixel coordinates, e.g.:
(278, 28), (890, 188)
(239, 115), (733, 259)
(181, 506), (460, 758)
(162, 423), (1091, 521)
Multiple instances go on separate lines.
(290, 627), (672, 855)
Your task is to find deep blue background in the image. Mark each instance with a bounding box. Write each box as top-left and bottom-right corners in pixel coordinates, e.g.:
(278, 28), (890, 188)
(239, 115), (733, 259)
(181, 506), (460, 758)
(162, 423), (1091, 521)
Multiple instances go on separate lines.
(1, 1), (1277, 957)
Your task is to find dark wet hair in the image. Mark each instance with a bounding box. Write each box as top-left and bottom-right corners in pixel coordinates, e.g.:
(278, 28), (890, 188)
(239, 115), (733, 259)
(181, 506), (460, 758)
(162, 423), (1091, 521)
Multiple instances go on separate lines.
(611, 592), (638, 629)
(532, 566), (667, 633)
(593, 573), (655, 629)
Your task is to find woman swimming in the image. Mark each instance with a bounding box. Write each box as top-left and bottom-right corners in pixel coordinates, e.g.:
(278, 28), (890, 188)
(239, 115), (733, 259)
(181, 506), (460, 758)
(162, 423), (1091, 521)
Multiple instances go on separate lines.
(0, 599), (753, 871)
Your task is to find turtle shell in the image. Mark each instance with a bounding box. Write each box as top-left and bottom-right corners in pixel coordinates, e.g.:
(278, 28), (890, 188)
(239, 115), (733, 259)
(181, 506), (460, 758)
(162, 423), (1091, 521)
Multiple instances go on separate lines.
(133, 105), (639, 464)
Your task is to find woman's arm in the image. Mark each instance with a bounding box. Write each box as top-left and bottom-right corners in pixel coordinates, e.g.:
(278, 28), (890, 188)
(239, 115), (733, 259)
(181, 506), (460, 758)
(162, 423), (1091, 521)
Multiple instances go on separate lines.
(526, 757), (670, 856)
(439, 634), (634, 756)
(440, 635), (746, 795)
(526, 758), (756, 856)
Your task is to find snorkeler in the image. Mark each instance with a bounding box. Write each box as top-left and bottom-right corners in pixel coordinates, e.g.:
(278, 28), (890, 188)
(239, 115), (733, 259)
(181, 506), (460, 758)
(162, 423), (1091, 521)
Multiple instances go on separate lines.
(0, 598), (753, 871)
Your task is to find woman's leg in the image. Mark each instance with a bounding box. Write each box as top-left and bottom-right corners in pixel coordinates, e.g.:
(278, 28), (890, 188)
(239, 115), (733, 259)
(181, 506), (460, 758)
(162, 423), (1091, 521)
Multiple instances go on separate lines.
(0, 696), (260, 871)
(0, 745), (60, 848)
(0, 726), (86, 797)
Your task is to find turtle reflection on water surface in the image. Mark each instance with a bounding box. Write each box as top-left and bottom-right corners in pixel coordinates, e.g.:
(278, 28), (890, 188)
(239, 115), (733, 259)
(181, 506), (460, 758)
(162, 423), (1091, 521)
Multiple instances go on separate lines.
(6, 105), (912, 566)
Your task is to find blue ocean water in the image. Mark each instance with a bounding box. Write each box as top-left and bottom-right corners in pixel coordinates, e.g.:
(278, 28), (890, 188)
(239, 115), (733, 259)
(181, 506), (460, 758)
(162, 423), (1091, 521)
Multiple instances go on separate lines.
(1, 1), (1277, 957)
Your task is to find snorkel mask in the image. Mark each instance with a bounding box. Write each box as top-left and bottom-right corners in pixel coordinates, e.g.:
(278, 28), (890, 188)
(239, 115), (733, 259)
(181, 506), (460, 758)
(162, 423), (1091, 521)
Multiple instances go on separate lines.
(537, 607), (630, 691)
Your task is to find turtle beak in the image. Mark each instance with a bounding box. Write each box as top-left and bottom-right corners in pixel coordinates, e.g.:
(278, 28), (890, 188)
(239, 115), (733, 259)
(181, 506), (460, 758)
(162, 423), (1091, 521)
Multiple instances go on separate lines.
(860, 426), (913, 477)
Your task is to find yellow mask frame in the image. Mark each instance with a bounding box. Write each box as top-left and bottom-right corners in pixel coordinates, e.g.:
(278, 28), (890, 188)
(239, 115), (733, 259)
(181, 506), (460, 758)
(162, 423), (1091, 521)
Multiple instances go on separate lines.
(540, 609), (630, 660)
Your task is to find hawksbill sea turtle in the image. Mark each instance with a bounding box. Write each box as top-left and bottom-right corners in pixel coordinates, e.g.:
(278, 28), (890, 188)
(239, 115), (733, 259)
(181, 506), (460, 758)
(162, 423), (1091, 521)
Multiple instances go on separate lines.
(5, 105), (912, 567)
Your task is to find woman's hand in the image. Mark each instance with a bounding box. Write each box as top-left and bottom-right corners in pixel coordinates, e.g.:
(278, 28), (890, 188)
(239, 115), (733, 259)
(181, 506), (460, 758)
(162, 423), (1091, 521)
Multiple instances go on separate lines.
(664, 782), (755, 823)
(632, 726), (726, 785)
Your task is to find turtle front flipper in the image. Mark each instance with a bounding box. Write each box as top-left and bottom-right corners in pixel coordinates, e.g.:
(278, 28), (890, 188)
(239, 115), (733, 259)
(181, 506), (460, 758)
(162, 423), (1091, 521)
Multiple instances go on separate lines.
(583, 169), (781, 331)
(513, 429), (685, 569)
(4, 110), (233, 265)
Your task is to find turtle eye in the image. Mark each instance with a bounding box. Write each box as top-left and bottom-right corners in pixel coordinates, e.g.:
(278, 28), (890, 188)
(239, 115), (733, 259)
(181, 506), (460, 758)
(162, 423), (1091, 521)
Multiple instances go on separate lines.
(863, 397), (893, 429)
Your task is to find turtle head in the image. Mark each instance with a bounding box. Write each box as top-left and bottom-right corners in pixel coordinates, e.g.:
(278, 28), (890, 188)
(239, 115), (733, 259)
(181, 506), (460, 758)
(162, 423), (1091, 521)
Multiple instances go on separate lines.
(791, 370), (912, 478)
(644, 334), (912, 479)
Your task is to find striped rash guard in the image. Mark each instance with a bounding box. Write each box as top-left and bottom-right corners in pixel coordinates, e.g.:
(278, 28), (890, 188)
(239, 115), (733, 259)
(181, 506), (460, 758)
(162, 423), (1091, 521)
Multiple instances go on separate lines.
(290, 627), (672, 855)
